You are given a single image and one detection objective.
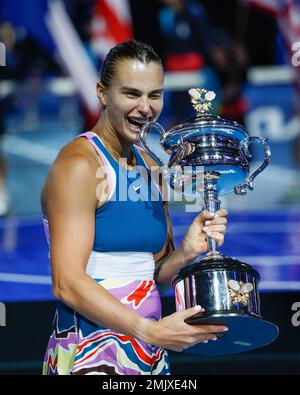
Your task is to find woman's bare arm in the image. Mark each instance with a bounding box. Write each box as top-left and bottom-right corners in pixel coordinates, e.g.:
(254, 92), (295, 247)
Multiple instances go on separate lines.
(45, 153), (148, 339)
(44, 151), (227, 351)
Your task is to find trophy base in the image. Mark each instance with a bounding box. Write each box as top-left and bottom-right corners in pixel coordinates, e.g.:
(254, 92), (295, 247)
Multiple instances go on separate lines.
(184, 312), (279, 356)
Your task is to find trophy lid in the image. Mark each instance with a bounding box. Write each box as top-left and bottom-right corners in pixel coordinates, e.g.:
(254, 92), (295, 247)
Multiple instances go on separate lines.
(162, 88), (248, 150)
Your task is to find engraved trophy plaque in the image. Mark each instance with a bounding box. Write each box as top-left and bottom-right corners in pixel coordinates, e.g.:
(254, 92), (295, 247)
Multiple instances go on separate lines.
(139, 88), (279, 356)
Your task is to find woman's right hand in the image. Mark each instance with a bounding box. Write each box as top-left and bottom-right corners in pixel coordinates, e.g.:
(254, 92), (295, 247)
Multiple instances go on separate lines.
(143, 306), (228, 352)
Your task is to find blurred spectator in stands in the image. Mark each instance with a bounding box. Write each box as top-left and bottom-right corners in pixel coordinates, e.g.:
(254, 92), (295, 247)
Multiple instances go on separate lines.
(159, 0), (214, 72)
(198, 0), (250, 124)
(158, 0), (248, 125)
(158, 0), (219, 124)
(212, 27), (248, 124)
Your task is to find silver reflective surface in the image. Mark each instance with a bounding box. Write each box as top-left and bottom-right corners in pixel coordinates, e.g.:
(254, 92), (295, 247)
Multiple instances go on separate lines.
(175, 269), (260, 318)
(140, 116), (271, 196)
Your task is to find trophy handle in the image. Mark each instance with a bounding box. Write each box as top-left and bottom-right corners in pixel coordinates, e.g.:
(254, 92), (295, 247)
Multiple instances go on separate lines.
(139, 121), (167, 169)
(234, 137), (271, 195)
(140, 121), (186, 183)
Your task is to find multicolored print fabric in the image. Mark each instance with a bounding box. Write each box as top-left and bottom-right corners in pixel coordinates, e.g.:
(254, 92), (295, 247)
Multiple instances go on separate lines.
(43, 279), (170, 375)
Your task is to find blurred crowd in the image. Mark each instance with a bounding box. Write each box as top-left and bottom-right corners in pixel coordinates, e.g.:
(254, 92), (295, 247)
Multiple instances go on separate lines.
(0, 0), (295, 215)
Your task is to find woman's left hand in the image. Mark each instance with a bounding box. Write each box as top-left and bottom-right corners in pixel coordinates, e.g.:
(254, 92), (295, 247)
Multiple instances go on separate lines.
(179, 209), (228, 262)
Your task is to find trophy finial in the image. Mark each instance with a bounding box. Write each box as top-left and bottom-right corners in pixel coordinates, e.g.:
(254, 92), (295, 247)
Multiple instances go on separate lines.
(188, 88), (216, 115)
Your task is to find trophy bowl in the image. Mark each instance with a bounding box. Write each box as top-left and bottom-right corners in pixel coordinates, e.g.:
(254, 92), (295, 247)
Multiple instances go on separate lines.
(162, 114), (250, 196)
(139, 88), (279, 356)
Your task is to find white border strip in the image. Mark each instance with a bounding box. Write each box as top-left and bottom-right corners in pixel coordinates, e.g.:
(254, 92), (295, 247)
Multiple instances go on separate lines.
(260, 281), (300, 290)
(235, 256), (300, 266)
(3, 135), (57, 165)
(0, 273), (52, 284)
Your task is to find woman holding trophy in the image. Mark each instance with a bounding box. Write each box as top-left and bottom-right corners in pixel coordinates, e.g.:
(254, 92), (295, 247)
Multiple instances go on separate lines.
(41, 40), (228, 375)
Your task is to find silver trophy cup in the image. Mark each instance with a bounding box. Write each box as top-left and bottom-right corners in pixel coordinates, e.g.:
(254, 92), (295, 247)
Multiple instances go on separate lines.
(139, 88), (279, 356)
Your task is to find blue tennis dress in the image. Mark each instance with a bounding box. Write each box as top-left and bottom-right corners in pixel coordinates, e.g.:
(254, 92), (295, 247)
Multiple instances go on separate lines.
(42, 131), (171, 375)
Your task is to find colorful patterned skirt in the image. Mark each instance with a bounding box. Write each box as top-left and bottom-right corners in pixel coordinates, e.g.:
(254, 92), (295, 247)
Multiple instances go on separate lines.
(42, 278), (170, 375)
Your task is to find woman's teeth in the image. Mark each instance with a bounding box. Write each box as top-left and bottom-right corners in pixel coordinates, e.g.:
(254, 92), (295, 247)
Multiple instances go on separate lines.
(127, 118), (145, 132)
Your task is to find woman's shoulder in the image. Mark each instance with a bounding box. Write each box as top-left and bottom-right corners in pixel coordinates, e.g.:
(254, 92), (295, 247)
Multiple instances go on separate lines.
(52, 136), (104, 173)
(41, 136), (105, 214)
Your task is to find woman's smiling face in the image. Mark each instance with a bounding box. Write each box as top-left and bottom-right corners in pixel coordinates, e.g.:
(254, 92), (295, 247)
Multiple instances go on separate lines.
(97, 59), (164, 144)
